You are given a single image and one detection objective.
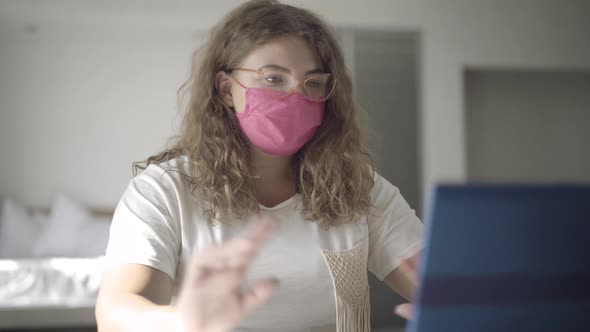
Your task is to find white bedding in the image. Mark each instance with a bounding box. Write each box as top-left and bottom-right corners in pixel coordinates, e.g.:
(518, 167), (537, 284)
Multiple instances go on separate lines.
(0, 256), (104, 308)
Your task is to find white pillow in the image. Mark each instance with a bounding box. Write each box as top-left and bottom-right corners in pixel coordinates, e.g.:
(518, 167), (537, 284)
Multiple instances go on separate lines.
(76, 215), (111, 257)
(33, 194), (92, 257)
(0, 198), (45, 258)
(33, 194), (111, 258)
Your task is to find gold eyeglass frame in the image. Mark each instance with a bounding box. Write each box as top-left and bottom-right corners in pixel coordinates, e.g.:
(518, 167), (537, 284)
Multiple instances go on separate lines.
(228, 67), (337, 102)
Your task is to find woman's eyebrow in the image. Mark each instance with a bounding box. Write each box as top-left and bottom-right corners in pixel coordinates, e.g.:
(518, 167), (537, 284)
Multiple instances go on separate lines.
(261, 64), (290, 72)
(305, 68), (324, 75)
(261, 64), (325, 75)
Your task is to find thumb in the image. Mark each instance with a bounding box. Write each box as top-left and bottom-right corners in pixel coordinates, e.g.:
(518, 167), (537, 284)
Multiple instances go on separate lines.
(394, 303), (414, 320)
(241, 278), (279, 315)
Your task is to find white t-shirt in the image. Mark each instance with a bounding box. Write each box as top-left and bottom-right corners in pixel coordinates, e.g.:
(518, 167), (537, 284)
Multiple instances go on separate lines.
(105, 156), (423, 332)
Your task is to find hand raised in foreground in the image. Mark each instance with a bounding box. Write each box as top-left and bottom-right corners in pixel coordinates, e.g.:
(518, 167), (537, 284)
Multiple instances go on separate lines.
(175, 217), (278, 332)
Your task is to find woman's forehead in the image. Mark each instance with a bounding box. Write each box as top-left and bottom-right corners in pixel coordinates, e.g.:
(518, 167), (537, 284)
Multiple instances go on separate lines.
(238, 36), (323, 72)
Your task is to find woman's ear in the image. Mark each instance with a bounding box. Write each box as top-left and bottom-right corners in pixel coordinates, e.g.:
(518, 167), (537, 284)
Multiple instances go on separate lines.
(215, 71), (235, 108)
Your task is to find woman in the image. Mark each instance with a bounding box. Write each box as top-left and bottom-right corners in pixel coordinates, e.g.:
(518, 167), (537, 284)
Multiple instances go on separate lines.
(96, 1), (423, 331)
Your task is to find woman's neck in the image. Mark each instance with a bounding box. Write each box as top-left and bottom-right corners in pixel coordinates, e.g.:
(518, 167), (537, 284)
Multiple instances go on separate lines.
(250, 146), (299, 207)
(250, 146), (295, 183)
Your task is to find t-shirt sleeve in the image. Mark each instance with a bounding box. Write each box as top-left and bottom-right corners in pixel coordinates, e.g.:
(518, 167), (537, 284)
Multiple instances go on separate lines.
(366, 173), (424, 280)
(104, 165), (181, 281)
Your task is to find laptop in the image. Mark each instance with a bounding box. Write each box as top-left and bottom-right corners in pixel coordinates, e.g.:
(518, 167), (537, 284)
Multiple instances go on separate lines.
(407, 184), (590, 332)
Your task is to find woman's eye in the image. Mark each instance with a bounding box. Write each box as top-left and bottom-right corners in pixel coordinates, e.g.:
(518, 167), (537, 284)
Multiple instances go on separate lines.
(264, 76), (283, 84)
(306, 80), (322, 87)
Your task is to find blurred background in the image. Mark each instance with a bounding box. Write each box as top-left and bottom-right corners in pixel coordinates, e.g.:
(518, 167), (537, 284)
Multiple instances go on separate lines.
(0, 0), (588, 330)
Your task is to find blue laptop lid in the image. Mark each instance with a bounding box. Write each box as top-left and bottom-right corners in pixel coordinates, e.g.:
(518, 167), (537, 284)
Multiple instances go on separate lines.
(409, 184), (590, 332)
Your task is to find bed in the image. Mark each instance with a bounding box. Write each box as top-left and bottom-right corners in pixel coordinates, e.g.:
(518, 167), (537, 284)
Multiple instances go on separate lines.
(0, 195), (112, 330)
(0, 257), (104, 330)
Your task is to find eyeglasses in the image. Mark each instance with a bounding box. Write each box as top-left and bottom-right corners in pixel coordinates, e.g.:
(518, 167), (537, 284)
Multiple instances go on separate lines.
(228, 66), (336, 102)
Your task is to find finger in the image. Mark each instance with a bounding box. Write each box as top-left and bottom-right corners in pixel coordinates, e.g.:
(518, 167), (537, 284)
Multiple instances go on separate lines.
(394, 303), (414, 320)
(186, 216), (277, 283)
(203, 218), (278, 291)
(204, 266), (257, 292)
(187, 245), (246, 286)
(216, 243), (258, 274)
(187, 256), (253, 294)
(239, 215), (277, 247)
(223, 216), (277, 266)
(189, 252), (250, 292)
(185, 245), (219, 280)
(240, 277), (279, 315)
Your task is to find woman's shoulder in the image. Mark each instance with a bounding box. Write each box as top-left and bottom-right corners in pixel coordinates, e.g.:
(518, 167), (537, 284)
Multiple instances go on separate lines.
(136, 155), (192, 179)
(369, 170), (404, 203)
(132, 155), (194, 194)
(125, 155), (199, 219)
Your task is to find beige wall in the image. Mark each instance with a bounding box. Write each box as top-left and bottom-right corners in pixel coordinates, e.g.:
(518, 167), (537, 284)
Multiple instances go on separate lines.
(1, 0), (590, 208)
(466, 70), (590, 183)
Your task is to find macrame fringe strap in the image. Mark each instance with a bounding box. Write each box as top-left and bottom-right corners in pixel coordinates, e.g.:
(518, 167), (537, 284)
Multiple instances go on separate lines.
(322, 239), (371, 332)
(334, 288), (371, 332)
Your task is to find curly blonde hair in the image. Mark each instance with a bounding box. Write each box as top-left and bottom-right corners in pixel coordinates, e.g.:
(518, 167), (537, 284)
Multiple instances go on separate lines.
(134, 0), (375, 228)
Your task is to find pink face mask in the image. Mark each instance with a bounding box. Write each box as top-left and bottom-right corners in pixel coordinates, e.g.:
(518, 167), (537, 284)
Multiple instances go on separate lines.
(236, 88), (325, 156)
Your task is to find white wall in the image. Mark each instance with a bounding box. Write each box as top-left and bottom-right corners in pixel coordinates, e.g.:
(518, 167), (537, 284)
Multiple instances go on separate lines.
(0, 21), (200, 207)
(1, 0), (590, 208)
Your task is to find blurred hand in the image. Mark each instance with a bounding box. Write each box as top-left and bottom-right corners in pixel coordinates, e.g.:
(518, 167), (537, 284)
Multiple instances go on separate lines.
(394, 302), (414, 320)
(175, 216), (278, 332)
(393, 251), (421, 320)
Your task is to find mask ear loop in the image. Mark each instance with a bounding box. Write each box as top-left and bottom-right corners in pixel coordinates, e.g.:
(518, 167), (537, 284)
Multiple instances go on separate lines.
(215, 71), (245, 112)
(214, 93), (233, 112)
(219, 71), (258, 178)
